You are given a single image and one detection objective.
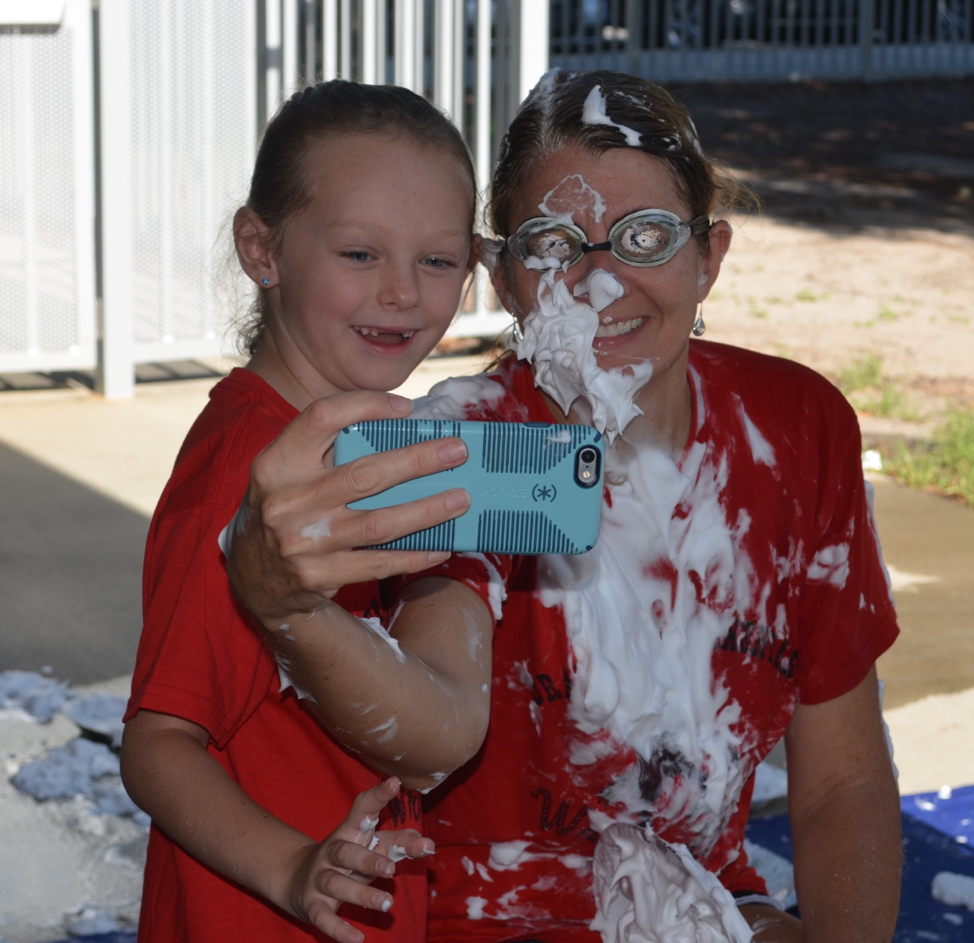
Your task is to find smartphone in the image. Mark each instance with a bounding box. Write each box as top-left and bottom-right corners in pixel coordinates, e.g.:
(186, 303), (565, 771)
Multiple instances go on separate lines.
(333, 418), (604, 554)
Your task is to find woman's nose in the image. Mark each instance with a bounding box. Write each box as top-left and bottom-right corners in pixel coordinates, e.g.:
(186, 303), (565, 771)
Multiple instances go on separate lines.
(564, 253), (628, 310)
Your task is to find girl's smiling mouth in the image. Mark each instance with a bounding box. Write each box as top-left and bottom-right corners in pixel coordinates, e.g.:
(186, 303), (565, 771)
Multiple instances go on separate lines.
(353, 326), (417, 345)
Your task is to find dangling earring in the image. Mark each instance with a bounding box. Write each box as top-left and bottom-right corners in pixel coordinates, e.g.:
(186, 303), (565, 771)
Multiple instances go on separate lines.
(510, 317), (524, 346)
(692, 304), (706, 337)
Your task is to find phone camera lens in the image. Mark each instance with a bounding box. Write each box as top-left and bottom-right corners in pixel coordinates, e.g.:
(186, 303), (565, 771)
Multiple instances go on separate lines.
(580, 448), (596, 463)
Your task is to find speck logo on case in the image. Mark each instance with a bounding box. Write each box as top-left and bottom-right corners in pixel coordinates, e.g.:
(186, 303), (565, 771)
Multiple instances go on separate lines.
(334, 419), (604, 555)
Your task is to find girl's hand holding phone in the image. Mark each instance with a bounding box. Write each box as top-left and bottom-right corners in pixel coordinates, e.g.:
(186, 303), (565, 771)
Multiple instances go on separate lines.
(287, 777), (434, 943)
(226, 389), (471, 622)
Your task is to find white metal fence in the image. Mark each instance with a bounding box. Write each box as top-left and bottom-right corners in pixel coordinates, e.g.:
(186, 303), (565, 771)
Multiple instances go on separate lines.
(0, 0), (95, 375)
(0, 0), (970, 396)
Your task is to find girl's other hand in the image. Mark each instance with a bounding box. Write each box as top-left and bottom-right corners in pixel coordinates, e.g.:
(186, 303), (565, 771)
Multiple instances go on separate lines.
(226, 389), (470, 621)
(287, 777), (435, 943)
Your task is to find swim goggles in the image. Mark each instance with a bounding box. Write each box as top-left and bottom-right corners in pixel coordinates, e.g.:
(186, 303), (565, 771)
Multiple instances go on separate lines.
(507, 210), (712, 269)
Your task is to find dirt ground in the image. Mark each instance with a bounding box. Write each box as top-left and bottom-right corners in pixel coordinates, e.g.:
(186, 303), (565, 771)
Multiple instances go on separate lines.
(671, 76), (974, 425)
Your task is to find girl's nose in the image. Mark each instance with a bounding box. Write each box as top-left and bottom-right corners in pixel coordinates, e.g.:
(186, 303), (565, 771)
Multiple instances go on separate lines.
(379, 264), (420, 310)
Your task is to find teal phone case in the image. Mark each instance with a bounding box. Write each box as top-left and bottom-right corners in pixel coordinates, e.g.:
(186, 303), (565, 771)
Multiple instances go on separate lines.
(334, 419), (604, 554)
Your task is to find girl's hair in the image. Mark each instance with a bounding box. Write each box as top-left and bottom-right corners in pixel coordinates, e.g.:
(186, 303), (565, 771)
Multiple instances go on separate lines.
(236, 79), (477, 354)
(489, 69), (746, 245)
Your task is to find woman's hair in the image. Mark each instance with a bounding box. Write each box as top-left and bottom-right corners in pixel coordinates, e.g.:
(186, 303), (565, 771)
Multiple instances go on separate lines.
(489, 69), (746, 244)
(236, 80), (477, 354)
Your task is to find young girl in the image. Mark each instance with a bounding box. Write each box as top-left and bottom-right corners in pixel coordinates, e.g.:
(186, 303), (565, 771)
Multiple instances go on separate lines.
(120, 81), (496, 943)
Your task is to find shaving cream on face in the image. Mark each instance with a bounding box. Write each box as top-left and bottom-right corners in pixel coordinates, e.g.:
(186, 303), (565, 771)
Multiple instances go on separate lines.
(574, 269), (625, 313)
(515, 269), (652, 444)
(539, 174), (607, 224)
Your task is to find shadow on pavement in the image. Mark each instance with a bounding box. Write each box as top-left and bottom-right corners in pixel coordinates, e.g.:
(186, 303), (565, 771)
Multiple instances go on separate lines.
(676, 77), (974, 236)
(0, 442), (146, 685)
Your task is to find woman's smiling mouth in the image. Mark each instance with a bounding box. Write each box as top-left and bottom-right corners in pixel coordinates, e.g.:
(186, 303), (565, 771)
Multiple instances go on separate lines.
(595, 317), (645, 339)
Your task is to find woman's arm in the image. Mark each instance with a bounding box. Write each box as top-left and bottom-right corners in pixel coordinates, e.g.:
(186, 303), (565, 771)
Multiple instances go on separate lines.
(785, 664), (901, 943)
(220, 389), (495, 788)
(265, 576), (494, 791)
(120, 710), (434, 943)
(226, 390), (471, 621)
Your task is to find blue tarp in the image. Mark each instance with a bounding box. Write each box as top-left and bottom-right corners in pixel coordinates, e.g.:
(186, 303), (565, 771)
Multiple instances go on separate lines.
(746, 785), (974, 942)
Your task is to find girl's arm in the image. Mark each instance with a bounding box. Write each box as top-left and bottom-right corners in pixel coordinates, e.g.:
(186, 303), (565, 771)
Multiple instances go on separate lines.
(265, 576), (494, 791)
(120, 710), (434, 943)
(785, 664), (902, 943)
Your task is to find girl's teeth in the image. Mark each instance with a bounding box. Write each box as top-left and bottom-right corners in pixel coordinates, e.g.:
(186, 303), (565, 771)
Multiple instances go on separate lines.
(355, 328), (415, 339)
(595, 317), (644, 338)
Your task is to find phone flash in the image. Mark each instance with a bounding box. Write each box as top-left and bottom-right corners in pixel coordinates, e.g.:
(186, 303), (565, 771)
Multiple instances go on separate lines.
(574, 446), (601, 489)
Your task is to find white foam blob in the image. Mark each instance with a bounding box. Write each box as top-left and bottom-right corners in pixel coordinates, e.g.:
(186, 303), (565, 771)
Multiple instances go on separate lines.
(932, 871), (974, 911)
(582, 85), (643, 147)
(360, 616), (406, 663)
(590, 823), (753, 943)
(573, 268), (625, 313)
(300, 515), (332, 542)
(515, 269), (652, 444)
(539, 174), (607, 224)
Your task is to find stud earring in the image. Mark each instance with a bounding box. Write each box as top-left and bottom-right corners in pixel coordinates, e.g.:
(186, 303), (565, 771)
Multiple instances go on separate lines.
(261, 277), (270, 287)
(692, 304), (706, 337)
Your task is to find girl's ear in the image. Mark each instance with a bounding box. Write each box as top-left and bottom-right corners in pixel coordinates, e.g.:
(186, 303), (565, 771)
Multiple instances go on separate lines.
(234, 207), (278, 289)
(698, 219), (732, 302)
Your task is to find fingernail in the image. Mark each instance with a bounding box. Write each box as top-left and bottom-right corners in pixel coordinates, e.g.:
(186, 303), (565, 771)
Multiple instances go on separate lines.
(427, 551), (451, 565)
(383, 776), (400, 792)
(379, 895), (393, 912)
(445, 489), (470, 512)
(387, 394), (412, 414)
(438, 440), (467, 464)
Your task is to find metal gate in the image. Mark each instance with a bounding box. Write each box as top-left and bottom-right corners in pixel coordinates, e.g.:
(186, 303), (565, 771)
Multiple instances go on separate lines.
(549, 0), (974, 82)
(0, 0), (96, 375)
(98, 0), (258, 397)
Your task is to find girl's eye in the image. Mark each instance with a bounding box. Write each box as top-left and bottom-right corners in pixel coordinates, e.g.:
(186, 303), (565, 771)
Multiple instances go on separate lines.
(342, 250), (374, 263)
(422, 256), (453, 269)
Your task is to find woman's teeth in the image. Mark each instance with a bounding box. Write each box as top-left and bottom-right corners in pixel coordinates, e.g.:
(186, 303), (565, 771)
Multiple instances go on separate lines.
(354, 327), (415, 339)
(595, 317), (644, 338)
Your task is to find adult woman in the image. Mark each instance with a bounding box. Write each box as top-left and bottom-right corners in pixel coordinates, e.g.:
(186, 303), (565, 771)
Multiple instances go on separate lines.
(227, 70), (901, 943)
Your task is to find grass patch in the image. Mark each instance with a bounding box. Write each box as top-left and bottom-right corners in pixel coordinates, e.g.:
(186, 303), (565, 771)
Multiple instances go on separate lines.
(882, 409), (974, 505)
(836, 354), (921, 422)
(795, 287), (825, 302)
(837, 354), (884, 393)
